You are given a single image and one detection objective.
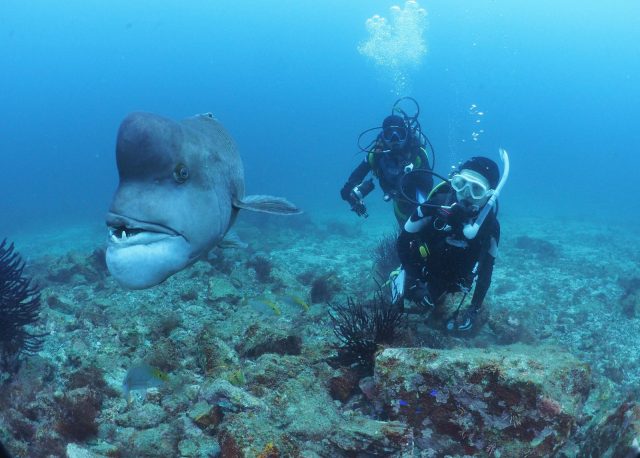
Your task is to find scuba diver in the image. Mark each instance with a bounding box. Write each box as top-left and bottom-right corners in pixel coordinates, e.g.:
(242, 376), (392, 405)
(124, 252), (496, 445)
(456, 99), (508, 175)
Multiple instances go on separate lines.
(394, 149), (509, 333)
(340, 98), (435, 226)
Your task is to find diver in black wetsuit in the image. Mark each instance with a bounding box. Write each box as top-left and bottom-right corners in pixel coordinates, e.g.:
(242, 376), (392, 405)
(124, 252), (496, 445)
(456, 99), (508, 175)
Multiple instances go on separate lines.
(397, 156), (504, 332)
(340, 99), (434, 226)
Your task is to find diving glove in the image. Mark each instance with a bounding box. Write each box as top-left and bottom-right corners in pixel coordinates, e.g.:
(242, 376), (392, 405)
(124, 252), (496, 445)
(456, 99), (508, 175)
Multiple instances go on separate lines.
(350, 198), (368, 217)
(452, 307), (479, 332)
(407, 280), (434, 310)
(341, 186), (368, 217)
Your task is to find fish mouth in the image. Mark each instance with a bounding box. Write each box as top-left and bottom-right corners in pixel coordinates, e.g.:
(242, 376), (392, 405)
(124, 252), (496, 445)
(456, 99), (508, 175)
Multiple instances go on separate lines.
(106, 213), (183, 246)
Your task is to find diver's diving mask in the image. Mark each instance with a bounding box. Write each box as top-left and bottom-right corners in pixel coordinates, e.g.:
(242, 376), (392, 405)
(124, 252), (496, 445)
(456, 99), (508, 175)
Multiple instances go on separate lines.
(382, 124), (408, 147)
(450, 170), (492, 200)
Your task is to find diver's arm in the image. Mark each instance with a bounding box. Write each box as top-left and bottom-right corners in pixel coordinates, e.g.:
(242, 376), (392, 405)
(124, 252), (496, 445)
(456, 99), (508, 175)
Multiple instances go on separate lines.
(340, 160), (371, 200)
(470, 251), (495, 311)
(454, 247), (495, 332)
(470, 225), (500, 310)
(404, 186), (451, 234)
(403, 205), (433, 233)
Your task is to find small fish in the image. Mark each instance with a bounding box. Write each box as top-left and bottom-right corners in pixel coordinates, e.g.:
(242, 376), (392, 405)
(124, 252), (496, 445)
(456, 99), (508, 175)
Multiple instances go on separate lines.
(227, 369), (246, 386)
(398, 399), (409, 407)
(262, 299), (282, 316)
(430, 389), (438, 397)
(246, 297), (282, 316)
(122, 362), (168, 401)
(290, 295), (310, 312)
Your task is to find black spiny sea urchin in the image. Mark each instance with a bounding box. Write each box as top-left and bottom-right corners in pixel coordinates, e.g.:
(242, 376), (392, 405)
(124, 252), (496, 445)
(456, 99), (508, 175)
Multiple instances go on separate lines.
(330, 288), (404, 372)
(0, 239), (45, 374)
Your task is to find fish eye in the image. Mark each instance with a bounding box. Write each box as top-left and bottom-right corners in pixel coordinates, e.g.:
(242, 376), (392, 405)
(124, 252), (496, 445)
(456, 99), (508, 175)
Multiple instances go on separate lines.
(173, 163), (189, 183)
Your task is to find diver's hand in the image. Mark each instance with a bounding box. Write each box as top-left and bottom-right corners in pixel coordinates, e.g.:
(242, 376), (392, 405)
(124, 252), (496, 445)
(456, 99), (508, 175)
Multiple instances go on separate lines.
(350, 198), (368, 217)
(436, 203), (466, 229)
(341, 186), (367, 217)
(346, 191), (367, 217)
(407, 280), (433, 310)
(455, 307), (479, 332)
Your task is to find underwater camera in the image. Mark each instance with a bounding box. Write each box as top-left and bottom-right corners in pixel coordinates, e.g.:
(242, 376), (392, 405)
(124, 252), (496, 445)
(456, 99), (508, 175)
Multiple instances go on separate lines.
(349, 179), (375, 217)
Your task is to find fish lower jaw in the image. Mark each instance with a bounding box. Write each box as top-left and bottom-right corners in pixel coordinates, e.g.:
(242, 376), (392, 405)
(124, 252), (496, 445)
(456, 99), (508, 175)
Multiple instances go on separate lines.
(106, 235), (192, 289)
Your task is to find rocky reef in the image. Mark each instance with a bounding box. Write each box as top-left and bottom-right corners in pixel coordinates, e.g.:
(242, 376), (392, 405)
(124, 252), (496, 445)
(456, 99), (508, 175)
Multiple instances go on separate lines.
(1, 215), (639, 457)
(374, 346), (590, 456)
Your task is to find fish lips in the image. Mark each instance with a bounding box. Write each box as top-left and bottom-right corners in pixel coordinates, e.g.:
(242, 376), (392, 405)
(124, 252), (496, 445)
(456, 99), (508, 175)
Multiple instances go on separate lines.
(106, 213), (180, 242)
(105, 213), (191, 289)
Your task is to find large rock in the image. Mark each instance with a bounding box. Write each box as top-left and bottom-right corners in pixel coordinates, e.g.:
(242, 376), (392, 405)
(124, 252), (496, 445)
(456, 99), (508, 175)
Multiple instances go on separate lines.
(199, 379), (266, 412)
(374, 345), (591, 457)
(327, 417), (414, 455)
(207, 277), (241, 303)
(580, 400), (640, 457)
(236, 323), (302, 358)
(218, 410), (413, 457)
(66, 443), (106, 458)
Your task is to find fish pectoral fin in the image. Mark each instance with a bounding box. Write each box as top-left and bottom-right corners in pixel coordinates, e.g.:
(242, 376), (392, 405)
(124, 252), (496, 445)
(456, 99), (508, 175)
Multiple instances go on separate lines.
(233, 195), (302, 215)
(218, 231), (248, 249)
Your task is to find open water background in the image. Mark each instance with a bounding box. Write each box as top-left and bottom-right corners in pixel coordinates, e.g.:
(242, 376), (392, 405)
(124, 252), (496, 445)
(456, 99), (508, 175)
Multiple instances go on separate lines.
(1, 0), (639, 236)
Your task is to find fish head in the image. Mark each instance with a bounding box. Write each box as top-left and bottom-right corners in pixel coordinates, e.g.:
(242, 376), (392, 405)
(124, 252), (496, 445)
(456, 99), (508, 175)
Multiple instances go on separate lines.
(106, 112), (242, 289)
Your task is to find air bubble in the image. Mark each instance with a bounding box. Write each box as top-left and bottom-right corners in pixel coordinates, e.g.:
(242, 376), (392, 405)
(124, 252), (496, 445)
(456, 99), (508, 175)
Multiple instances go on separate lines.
(358, 1), (428, 95)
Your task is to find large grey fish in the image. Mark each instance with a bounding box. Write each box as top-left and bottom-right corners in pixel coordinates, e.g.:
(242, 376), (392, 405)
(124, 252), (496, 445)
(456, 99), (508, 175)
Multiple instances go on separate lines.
(106, 112), (300, 289)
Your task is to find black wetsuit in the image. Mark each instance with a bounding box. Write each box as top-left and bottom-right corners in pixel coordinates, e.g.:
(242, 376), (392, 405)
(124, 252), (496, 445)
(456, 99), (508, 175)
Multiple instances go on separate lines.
(397, 183), (500, 311)
(340, 137), (433, 225)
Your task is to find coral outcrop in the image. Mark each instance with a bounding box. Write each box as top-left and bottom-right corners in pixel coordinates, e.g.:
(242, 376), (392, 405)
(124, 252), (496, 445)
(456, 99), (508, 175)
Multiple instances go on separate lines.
(373, 345), (591, 456)
(581, 400), (640, 457)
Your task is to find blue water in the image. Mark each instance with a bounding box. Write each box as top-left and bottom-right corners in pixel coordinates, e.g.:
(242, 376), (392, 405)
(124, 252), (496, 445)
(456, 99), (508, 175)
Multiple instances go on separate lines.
(2, 0), (639, 236)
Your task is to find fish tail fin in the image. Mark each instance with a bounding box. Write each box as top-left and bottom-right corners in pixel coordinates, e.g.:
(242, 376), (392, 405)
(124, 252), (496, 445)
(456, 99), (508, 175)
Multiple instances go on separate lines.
(233, 195), (302, 215)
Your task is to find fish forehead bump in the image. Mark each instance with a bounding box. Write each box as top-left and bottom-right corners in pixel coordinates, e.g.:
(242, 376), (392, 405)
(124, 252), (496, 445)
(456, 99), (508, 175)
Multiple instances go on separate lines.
(116, 112), (184, 175)
(111, 111), (242, 225)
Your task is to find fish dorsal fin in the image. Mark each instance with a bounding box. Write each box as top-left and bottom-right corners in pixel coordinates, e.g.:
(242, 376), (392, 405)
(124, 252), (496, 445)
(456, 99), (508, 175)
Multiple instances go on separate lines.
(233, 195), (301, 215)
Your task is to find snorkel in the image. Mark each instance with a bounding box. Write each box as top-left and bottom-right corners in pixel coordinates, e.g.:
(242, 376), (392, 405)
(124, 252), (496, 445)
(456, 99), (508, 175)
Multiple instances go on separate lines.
(462, 148), (510, 240)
